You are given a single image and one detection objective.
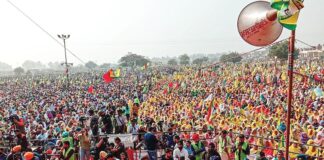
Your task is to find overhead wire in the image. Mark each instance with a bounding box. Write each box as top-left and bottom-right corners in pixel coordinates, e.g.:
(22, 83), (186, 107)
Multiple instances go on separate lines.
(7, 0), (87, 65)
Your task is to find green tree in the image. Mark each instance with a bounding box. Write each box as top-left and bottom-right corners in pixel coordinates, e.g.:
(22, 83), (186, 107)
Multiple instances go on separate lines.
(167, 59), (178, 65)
(0, 62), (12, 71)
(268, 41), (299, 60)
(192, 57), (209, 65)
(99, 63), (111, 69)
(85, 61), (98, 69)
(220, 52), (242, 63)
(179, 54), (190, 65)
(119, 53), (150, 67)
(14, 67), (24, 75)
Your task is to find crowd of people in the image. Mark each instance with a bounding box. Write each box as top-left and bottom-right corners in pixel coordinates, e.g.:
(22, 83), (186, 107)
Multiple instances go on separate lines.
(0, 59), (323, 160)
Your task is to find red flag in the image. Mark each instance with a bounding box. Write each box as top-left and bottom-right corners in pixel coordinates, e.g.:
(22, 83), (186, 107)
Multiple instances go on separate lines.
(103, 71), (113, 83)
(163, 88), (168, 95)
(88, 85), (94, 94)
(168, 82), (173, 88)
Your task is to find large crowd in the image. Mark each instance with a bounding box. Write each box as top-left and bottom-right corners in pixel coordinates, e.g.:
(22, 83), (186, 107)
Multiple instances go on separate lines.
(0, 59), (323, 160)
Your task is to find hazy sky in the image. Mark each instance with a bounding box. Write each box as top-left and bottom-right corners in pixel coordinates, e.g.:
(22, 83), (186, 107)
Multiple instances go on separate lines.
(1, 0), (323, 67)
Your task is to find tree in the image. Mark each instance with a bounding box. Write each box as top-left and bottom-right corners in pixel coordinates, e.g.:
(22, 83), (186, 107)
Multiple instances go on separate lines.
(48, 62), (64, 70)
(220, 52), (242, 63)
(179, 54), (190, 65)
(268, 41), (299, 60)
(0, 62), (12, 71)
(22, 60), (46, 70)
(192, 57), (209, 65)
(99, 63), (111, 69)
(119, 53), (150, 67)
(85, 61), (98, 69)
(167, 59), (178, 65)
(13, 67), (24, 75)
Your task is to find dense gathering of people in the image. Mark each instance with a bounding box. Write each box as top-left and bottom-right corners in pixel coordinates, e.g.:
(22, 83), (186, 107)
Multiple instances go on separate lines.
(0, 59), (323, 160)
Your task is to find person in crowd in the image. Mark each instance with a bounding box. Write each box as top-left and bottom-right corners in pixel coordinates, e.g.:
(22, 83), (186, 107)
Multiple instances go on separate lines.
(95, 137), (109, 160)
(173, 140), (189, 160)
(272, 150), (285, 160)
(144, 127), (159, 160)
(112, 137), (126, 159)
(191, 133), (205, 160)
(184, 140), (194, 158)
(162, 148), (174, 160)
(202, 143), (221, 160)
(288, 142), (301, 159)
(100, 111), (113, 134)
(78, 128), (91, 160)
(218, 130), (231, 160)
(115, 109), (127, 134)
(89, 109), (99, 137)
(233, 134), (250, 160)
(256, 151), (268, 160)
(60, 141), (75, 160)
(14, 130), (28, 152)
(5, 145), (22, 160)
(128, 119), (139, 148)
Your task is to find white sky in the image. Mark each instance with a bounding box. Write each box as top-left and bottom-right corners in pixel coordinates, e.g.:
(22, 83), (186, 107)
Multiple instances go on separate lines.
(0, 0), (323, 67)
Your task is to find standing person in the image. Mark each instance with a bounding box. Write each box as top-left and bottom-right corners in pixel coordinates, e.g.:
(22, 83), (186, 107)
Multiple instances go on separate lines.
(202, 143), (221, 160)
(191, 133), (205, 160)
(115, 109), (127, 134)
(11, 115), (25, 134)
(15, 130), (28, 152)
(60, 141), (75, 160)
(173, 140), (189, 160)
(218, 130), (231, 160)
(95, 137), (109, 160)
(112, 137), (126, 159)
(144, 127), (159, 160)
(100, 111), (113, 134)
(164, 128), (177, 149)
(234, 134), (250, 160)
(127, 119), (139, 148)
(184, 140), (194, 158)
(62, 131), (74, 148)
(78, 129), (91, 160)
(89, 109), (99, 137)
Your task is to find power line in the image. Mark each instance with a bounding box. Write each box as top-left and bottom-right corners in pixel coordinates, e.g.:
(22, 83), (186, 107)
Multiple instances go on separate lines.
(296, 39), (316, 48)
(7, 0), (87, 65)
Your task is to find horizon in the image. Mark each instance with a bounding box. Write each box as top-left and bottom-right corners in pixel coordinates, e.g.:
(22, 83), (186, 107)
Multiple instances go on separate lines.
(1, 0), (324, 68)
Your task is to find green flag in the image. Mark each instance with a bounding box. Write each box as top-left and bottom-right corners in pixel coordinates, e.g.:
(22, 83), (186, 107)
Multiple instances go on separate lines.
(270, 0), (304, 30)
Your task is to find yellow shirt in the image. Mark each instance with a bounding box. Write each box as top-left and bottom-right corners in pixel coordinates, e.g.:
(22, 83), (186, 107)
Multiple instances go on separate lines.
(289, 145), (301, 159)
(305, 148), (318, 157)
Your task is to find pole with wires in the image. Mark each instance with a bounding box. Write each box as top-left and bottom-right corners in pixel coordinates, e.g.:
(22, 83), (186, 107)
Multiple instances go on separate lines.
(58, 34), (73, 91)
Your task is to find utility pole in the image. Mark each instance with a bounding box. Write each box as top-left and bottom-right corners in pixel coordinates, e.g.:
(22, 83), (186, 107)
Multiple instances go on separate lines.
(58, 34), (73, 91)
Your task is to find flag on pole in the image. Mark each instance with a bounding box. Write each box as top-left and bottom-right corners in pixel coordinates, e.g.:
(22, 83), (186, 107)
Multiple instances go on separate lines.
(270, 0), (304, 30)
(113, 68), (121, 78)
(206, 100), (217, 124)
(88, 85), (94, 94)
(103, 71), (113, 83)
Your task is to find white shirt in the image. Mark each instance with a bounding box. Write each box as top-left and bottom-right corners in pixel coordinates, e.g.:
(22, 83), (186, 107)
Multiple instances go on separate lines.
(173, 148), (189, 160)
(115, 115), (127, 126)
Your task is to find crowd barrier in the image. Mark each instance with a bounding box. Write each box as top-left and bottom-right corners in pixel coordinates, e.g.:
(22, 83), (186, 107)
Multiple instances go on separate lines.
(1, 129), (323, 159)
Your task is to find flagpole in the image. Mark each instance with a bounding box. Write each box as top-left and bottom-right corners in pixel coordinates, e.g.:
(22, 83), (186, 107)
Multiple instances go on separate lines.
(285, 30), (295, 160)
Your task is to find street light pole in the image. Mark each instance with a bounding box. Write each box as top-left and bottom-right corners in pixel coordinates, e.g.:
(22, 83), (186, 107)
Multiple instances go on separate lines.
(58, 34), (72, 91)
